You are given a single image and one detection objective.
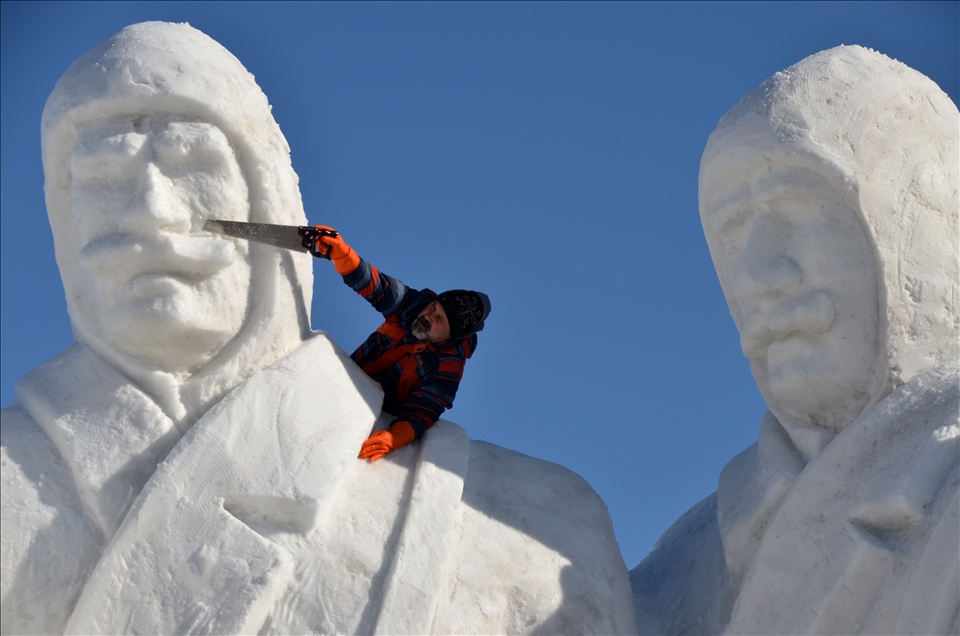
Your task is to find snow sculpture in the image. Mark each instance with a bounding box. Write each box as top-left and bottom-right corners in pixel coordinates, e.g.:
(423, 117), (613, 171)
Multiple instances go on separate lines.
(631, 45), (959, 636)
(0, 22), (636, 635)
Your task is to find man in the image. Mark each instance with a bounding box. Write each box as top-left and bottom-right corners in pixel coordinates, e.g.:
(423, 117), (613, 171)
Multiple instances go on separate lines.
(312, 229), (490, 463)
(1, 22), (637, 635)
(630, 45), (959, 636)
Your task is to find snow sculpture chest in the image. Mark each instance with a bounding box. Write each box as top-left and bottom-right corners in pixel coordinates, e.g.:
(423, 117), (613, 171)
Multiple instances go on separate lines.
(63, 334), (386, 634)
(6, 336), (470, 635)
(726, 363), (960, 636)
(2, 334), (638, 635)
(5, 334), (384, 633)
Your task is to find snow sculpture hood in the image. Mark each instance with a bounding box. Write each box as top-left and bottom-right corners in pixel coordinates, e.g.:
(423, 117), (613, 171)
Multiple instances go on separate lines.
(41, 22), (313, 424)
(699, 45), (959, 410)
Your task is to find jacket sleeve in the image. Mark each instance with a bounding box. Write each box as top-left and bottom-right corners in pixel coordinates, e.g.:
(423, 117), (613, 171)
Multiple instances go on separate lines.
(398, 354), (466, 439)
(341, 258), (409, 317)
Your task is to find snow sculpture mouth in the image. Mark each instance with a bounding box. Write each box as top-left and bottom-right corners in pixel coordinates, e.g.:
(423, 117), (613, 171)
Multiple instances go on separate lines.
(78, 232), (238, 281)
(739, 290), (835, 357)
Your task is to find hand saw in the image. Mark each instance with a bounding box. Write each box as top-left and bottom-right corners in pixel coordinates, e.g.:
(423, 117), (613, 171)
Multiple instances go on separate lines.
(203, 220), (339, 259)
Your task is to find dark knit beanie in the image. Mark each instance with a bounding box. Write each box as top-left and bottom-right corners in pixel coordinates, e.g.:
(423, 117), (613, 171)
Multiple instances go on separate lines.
(436, 290), (491, 340)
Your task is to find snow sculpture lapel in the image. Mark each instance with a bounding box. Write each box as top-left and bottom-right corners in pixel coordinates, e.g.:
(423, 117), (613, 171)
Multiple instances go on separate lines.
(63, 333), (383, 635)
(15, 344), (182, 541)
(725, 363), (960, 636)
(716, 410), (805, 583)
(373, 420), (470, 635)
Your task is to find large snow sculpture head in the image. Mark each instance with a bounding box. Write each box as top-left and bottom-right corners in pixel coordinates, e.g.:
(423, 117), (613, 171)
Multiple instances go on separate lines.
(41, 22), (313, 420)
(699, 45), (959, 438)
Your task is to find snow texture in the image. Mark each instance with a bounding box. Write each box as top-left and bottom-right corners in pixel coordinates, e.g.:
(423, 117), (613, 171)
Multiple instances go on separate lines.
(1, 22), (636, 635)
(632, 45), (960, 635)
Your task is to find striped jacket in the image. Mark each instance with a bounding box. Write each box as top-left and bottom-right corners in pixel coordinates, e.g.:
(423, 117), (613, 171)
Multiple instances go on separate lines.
(343, 258), (476, 439)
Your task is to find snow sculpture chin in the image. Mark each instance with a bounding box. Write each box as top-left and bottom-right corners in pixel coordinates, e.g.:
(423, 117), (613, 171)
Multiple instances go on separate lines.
(631, 45), (959, 636)
(0, 22), (636, 635)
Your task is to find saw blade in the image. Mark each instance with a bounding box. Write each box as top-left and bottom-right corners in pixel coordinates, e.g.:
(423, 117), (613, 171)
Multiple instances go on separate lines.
(203, 219), (309, 253)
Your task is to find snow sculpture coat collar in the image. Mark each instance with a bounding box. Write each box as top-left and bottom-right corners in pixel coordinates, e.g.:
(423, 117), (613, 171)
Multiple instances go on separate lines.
(699, 45), (959, 409)
(722, 362), (959, 635)
(16, 334), (387, 634)
(40, 22), (313, 425)
(16, 344), (182, 541)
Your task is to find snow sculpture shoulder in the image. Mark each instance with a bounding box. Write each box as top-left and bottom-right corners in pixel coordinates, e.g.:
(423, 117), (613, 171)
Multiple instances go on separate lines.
(631, 45), (959, 635)
(0, 22), (636, 635)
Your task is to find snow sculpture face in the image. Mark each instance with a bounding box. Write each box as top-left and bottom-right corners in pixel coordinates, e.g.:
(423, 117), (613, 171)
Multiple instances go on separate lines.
(41, 22), (313, 419)
(707, 165), (879, 431)
(70, 116), (252, 372)
(700, 45), (959, 438)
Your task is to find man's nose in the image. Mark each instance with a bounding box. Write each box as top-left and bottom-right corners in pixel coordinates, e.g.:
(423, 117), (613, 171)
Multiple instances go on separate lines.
(119, 162), (191, 234)
(733, 212), (802, 301)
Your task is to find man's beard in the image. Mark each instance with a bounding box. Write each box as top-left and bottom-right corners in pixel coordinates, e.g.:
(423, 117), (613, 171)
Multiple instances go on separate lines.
(411, 317), (430, 342)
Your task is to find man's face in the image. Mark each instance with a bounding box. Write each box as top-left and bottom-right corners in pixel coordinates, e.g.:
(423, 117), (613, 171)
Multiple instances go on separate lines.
(412, 300), (451, 344)
(707, 165), (880, 431)
(70, 116), (252, 372)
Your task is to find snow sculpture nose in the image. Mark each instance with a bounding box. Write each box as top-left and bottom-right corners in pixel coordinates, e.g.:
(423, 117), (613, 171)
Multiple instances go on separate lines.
(734, 212), (802, 302)
(120, 162), (191, 235)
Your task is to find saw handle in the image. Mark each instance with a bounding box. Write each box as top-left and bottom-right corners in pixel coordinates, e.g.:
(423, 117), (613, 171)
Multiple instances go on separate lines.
(298, 226), (340, 259)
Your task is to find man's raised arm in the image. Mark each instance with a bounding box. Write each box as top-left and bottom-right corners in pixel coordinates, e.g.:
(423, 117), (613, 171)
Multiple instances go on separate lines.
(315, 226), (409, 317)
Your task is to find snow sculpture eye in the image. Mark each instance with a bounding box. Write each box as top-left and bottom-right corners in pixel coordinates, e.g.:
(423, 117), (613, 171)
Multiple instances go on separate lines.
(707, 182), (751, 235)
(71, 129), (149, 189)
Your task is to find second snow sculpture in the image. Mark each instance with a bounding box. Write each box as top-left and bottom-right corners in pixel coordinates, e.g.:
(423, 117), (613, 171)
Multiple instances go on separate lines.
(632, 45), (959, 635)
(0, 22), (637, 635)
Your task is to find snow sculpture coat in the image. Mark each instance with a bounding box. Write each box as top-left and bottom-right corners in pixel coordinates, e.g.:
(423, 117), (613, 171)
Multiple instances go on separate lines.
(631, 46), (960, 636)
(1, 22), (637, 635)
(2, 336), (637, 635)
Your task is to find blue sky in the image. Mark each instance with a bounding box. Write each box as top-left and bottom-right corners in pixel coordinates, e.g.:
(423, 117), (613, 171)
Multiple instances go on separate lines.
(2, 1), (957, 569)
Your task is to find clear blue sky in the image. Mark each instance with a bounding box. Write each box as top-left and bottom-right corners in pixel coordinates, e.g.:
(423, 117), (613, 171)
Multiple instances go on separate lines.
(2, 1), (957, 569)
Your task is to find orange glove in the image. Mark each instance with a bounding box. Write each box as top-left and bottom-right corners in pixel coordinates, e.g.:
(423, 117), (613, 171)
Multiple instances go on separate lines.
(358, 420), (416, 462)
(314, 225), (360, 275)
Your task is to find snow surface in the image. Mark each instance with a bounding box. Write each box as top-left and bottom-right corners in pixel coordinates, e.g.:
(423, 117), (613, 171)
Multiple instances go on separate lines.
(632, 45), (960, 635)
(1, 22), (636, 635)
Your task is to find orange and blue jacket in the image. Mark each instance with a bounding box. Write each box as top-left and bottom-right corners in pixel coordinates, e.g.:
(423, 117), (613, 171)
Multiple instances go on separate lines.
(343, 258), (476, 440)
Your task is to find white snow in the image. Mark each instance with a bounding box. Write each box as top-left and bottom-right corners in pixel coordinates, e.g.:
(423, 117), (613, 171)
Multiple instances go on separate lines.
(632, 45), (960, 635)
(1, 21), (636, 635)
(6, 21), (956, 636)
